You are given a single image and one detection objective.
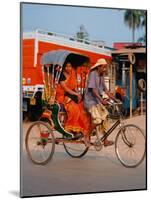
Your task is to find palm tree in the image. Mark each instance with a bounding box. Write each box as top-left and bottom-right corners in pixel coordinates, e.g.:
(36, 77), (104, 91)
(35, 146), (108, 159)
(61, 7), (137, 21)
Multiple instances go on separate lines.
(137, 35), (146, 44)
(137, 10), (146, 45)
(124, 10), (142, 43)
(140, 10), (146, 27)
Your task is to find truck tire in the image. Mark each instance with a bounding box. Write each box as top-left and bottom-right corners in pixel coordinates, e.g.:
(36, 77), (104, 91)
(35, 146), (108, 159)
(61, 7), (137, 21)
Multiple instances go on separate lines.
(28, 91), (43, 121)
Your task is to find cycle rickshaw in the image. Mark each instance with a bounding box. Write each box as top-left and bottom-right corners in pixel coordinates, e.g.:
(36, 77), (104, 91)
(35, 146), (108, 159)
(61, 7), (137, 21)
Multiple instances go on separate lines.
(25, 50), (146, 168)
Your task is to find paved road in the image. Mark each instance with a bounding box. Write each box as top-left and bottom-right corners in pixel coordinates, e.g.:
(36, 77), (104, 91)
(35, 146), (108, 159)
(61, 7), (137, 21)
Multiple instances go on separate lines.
(21, 115), (146, 197)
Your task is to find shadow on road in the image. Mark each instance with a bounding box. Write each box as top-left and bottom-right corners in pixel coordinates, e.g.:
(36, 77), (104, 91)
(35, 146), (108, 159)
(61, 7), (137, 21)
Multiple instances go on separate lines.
(9, 190), (19, 197)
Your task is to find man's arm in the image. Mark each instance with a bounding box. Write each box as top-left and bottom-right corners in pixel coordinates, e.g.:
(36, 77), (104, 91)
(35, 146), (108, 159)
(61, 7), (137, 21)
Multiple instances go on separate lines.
(92, 88), (108, 105)
(102, 77), (116, 101)
(104, 88), (116, 101)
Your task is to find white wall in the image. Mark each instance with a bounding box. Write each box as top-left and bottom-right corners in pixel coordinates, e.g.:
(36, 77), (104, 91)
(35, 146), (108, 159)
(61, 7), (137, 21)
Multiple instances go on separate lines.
(0, 0), (150, 200)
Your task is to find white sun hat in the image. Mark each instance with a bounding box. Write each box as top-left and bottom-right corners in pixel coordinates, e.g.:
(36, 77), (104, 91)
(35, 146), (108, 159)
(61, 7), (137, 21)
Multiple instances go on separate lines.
(91, 58), (107, 70)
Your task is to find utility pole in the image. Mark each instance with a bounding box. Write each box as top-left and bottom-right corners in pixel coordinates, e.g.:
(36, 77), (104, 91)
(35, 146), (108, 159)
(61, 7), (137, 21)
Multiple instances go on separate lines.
(128, 53), (136, 118)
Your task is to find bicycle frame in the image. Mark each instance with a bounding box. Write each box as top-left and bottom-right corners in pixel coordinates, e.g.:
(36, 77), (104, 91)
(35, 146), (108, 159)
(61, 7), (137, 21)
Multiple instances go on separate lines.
(97, 102), (124, 144)
(100, 119), (120, 143)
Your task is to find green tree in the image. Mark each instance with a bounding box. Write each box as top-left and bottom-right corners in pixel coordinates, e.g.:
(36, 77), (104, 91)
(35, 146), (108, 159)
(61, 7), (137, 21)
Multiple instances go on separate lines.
(76, 24), (89, 42)
(137, 35), (146, 44)
(140, 10), (146, 27)
(124, 10), (142, 43)
(137, 10), (146, 45)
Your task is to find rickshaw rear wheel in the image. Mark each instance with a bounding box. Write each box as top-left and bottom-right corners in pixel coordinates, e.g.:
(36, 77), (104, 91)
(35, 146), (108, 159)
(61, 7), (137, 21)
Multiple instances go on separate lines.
(25, 121), (55, 165)
(39, 117), (52, 126)
(63, 140), (89, 158)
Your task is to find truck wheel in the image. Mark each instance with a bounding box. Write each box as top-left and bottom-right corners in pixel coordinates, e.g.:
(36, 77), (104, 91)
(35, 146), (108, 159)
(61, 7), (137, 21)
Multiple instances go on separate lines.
(28, 110), (39, 121)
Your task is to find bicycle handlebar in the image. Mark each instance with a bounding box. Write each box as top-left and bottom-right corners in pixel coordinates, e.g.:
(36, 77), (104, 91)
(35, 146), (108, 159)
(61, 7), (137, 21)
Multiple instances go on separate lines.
(105, 99), (123, 106)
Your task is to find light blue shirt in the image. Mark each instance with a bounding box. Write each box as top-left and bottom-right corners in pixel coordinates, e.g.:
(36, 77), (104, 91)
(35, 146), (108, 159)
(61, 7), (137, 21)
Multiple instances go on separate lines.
(84, 70), (107, 110)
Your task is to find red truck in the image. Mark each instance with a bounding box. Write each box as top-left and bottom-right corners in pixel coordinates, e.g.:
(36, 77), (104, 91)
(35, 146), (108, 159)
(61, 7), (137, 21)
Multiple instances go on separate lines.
(22, 29), (112, 120)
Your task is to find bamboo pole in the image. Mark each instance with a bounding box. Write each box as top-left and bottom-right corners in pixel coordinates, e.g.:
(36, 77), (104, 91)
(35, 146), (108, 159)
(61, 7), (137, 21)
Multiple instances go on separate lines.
(129, 63), (133, 118)
(140, 92), (143, 115)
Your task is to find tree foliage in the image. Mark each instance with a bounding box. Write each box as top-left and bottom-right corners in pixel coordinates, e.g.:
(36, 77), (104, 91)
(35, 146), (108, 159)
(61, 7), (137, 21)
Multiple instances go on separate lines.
(124, 10), (146, 44)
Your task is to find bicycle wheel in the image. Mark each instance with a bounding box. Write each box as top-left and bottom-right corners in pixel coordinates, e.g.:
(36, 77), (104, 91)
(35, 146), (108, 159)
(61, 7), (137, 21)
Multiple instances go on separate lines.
(63, 140), (89, 158)
(25, 121), (55, 165)
(115, 124), (146, 168)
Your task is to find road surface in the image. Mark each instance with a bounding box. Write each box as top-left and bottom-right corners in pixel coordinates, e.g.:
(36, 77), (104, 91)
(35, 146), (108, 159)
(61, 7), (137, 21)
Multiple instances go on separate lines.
(20, 115), (146, 197)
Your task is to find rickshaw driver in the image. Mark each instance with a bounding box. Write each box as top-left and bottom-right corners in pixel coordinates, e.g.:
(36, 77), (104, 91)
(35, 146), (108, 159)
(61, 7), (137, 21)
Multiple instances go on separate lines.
(84, 58), (116, 146)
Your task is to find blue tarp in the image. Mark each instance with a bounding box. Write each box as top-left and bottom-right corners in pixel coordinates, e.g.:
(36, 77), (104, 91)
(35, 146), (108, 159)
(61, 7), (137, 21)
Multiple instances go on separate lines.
(40, 50), (72, 66)
(40, 49), (89, 68)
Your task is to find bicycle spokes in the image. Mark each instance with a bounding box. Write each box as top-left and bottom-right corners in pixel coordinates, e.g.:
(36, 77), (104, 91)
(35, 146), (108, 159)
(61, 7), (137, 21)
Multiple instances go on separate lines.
(115, 124), (145, 168)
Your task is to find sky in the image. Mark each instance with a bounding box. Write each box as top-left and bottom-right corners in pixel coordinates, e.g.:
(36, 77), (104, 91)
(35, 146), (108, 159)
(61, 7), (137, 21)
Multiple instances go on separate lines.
(21, 3), (145, 47)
